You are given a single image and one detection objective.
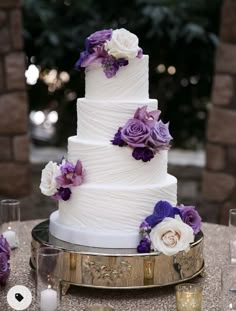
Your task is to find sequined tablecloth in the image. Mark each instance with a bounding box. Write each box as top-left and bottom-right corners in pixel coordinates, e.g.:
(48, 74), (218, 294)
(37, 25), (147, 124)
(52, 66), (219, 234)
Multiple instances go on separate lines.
(0, 221), (228, 310)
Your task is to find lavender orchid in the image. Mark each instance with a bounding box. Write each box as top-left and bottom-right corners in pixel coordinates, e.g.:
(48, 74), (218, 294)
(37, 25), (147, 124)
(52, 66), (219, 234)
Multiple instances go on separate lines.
(56, 160), (84, 188)
(134, 105), (161, 128)
(40, 158), (85, 202)
(52, 159), (84, 201)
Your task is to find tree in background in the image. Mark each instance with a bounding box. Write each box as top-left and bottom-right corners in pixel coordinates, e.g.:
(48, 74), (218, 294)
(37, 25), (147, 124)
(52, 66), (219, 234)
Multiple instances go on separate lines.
(23, 0), (222, 148)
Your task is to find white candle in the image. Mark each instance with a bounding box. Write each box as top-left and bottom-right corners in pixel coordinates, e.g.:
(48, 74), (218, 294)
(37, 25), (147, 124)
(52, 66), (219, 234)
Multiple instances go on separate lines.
(40, 287), (58, 311)
(3, 230), (18, 249)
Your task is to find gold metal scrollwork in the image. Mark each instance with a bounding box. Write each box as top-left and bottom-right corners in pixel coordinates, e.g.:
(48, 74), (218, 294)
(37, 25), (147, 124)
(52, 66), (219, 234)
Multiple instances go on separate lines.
(83, 257), (132, 285)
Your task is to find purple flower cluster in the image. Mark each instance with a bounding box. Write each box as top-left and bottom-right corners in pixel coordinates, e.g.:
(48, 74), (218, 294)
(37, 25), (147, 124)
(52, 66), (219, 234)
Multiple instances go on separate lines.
(137, 200), (202, 253)
(137, 221), (152, 253)
(75, 29), (112, 68)
(53, 159), (84, 201)
(75, 29), (142, 78)
(0, 235), (10, 286)
(111, 106), (172, 162)
(102, 56), (128, 78)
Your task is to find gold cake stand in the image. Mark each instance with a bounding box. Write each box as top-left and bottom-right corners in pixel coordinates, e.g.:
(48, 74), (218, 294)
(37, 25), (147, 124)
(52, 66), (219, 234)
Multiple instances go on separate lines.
(30, 220), (204, 293)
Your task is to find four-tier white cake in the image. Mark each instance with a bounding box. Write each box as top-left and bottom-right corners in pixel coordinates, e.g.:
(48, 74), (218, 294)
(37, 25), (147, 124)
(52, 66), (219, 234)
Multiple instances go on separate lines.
(49, 54), (177, 248)
(40, 29), (180, 249)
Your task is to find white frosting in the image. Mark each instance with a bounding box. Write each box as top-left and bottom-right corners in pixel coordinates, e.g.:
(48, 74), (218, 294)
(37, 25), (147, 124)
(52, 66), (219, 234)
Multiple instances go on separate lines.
(85, 55), (149, 100)
(50, 50), (178, 249)
(68, 136), (168, 185)
(77, 98), (158, 141)
(57, 175), (177, 248)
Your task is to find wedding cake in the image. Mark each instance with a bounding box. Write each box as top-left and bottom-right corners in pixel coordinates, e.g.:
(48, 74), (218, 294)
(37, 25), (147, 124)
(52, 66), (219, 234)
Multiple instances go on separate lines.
(40, 29), (201, 253)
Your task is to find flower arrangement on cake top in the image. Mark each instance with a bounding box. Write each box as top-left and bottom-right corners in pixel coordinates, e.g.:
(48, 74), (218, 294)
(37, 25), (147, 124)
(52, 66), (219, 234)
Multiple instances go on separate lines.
(111, 105), (172, 162)
(0, 235), (10, 286)
(40, 159), (84, 201)
(75, 28), (143, 78)
(137, 200), (202, 255)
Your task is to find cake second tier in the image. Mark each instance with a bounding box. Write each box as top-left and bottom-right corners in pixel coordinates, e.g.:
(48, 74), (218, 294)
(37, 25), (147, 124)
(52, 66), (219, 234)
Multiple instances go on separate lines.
(77, 98), (158, 142)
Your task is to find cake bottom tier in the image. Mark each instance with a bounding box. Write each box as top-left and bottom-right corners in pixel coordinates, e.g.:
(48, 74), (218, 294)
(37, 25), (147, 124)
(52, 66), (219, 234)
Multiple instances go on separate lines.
(50, 175), (177, 248)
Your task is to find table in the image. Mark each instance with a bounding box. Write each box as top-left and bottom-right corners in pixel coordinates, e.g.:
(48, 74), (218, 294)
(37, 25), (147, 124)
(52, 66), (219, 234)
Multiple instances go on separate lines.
(0, 221), (228, 310)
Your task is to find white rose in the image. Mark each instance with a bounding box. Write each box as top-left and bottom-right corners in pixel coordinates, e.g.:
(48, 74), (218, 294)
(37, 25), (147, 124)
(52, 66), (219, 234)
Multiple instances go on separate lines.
(150, 217), (194, 256)
(40, 161), (60, 196)
(104, 28), (141, 59)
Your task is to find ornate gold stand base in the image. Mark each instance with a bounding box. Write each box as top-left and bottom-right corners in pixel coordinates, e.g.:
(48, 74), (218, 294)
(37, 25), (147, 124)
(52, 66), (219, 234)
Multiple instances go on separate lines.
(31, 220), (204, 290)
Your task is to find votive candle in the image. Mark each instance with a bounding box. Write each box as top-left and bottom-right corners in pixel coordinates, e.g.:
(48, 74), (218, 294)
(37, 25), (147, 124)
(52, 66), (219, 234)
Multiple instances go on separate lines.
(40, 286), (58, 311)
(175, 283), (202, 311)
(3, 229), (18, 249)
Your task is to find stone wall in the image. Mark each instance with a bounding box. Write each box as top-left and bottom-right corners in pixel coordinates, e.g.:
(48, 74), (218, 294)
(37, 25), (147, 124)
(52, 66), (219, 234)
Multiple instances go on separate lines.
(203, 0), (236, 224)
(0, 0), (30, 196)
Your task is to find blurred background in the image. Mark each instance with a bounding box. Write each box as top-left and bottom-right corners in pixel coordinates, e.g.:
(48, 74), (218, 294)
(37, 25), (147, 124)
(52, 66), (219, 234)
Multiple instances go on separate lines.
(23, 0), (221, 148)
(2, 0), (234, 223)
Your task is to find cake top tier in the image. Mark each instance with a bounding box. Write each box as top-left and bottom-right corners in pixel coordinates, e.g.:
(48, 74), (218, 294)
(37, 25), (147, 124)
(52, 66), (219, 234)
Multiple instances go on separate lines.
(75, 28), (143, 78)
(75, 28), (149, 100)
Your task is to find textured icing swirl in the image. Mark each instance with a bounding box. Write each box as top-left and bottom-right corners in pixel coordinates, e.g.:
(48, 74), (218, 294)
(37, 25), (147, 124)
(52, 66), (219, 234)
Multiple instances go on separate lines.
(85, 55), (149, 100)
(68, 136), (168, 185)
(77, 98), (157, 141)
(59, 175), (177, 234)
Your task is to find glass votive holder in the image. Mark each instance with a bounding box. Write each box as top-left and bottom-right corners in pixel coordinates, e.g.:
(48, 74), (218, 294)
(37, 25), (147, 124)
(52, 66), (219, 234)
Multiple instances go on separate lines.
(36, 247), (63, 311)
(0, 199), (20, 249)
(84, 305), (114, 311)
(229, 209), (236, 263)
(175, 283), (202, 311)
(221, 265), (236, 311)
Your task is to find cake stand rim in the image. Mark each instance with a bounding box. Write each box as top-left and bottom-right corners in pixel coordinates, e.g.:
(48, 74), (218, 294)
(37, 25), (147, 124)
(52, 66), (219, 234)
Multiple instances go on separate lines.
(31, 219), (204, 256)
(30, 220), (204, 289)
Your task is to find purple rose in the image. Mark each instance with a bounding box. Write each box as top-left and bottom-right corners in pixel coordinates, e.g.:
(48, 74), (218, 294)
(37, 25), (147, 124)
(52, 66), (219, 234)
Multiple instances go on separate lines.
(121, 118), (151, 148)
(132, 147), (154, 162)
(0, 236), (10, 260)
(137, 237), (151, 253)
(148, 120), (173, 151)
(0, 253), (10, 286)
(111, 128), (127, 146)
(85, 29), (112, 51)
(145, 200), (179, 228)
(56, 160), (84, 188)
(178, 204), (202, 234)
(134, 106), (161, 128)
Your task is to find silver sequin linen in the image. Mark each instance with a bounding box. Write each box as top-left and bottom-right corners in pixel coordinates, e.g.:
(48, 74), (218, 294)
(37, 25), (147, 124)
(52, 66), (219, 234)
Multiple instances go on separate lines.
(0, 221), (227, 310)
